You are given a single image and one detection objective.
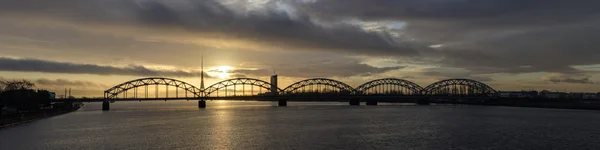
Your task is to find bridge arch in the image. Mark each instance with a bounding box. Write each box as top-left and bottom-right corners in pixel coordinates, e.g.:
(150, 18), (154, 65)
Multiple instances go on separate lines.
(282, 78), (354, 95)
(105, 77), (201, 99)
(203, 78), (281, 97)
(422, 79), (496, 96)
(354, 78), (423, 95)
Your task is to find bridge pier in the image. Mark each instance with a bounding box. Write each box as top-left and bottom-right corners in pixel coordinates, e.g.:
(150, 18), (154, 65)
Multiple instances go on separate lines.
(349, 99), (360, 106)
(278, 99), (287, 106)
(366, 100), (378, 105)
(102, 101), (110, 111)
(417, 98), (431, 105)
(198, 100), (206, 108)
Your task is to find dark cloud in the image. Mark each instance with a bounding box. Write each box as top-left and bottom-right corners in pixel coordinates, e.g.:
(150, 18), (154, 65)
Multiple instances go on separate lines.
(0, 0), (418, 57)
(0, 57), (211, 77)
(403, 1), (600, 75)
(296, 0), (599, 25)
(429, 24), (600, 74)
(296, 0), (600, 75)
(35, 78), (106, 88)
(2, 0), (600, 77)
(420, 69), (493, 82)
(232, 61), (403, 78)
(542, 73), (595, 84)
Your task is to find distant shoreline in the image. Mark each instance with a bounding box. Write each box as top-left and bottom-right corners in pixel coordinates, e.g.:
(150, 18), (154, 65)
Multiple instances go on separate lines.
(454, 98), (600, 111)
(478, 102), (600, 111)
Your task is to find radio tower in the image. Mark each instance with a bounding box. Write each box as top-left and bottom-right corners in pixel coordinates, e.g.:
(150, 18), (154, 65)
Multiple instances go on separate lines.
(200, 55), (205, 97)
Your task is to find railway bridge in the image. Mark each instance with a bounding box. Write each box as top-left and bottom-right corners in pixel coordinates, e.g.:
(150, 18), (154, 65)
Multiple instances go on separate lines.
(96, 75), (496, 110)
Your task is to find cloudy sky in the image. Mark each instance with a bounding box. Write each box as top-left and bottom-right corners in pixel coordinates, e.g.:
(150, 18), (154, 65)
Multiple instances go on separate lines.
(1, 0), (600, 97)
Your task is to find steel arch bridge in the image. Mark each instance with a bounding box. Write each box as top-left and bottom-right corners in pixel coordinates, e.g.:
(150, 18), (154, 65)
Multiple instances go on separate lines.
(102, 77), (498, 101)
(282, 78), (355, 96)
(104, 77), (202, 99)
(422, 79), (496, 97)
(354, 78), (423, 96)
(203, 78), (281, 97)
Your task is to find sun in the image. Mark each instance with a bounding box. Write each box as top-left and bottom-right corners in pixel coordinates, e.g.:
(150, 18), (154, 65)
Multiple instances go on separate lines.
(217, 66), (233, 72)
(214, 66), (233, 79)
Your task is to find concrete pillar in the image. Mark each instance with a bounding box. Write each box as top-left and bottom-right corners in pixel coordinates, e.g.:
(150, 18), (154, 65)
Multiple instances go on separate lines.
(278, 99), (287, 106)
(417, 98), (431, 105)
(349, 99), (360, 105)
(366, 100), (378, 105)
(102, 101), (110, 111)
(198, 100), (206, 108)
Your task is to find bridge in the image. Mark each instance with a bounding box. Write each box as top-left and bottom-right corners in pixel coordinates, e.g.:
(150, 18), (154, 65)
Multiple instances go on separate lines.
(89, 75), (497, 110)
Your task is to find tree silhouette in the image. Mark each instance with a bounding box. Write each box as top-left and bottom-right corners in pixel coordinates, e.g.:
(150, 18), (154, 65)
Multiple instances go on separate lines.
(0, 79), (35, 92)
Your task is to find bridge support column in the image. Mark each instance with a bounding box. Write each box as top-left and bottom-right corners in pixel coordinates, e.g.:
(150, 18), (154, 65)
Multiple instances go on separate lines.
(198, 100), (206, 108)
(102, 101), (110, 111)
(417, 98), (431, 105)
(349, 99), (360, 106)
(366, 100), (378, 105)
(278, 99), (287, 106)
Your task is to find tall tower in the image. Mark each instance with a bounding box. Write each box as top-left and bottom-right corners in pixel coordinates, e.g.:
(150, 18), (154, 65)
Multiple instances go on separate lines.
(200, 55), (205, 97)
(270, 74), (278, 96)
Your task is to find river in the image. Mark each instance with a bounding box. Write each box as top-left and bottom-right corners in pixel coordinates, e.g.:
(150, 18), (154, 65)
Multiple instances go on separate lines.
(1, 101), (600, 149)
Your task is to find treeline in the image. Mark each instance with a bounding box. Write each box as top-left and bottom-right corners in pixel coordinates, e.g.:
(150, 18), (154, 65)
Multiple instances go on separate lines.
(0, 80), (52, 113)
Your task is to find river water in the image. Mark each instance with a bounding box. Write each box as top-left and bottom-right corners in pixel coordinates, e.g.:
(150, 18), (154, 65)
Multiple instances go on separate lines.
(1, 101), (600, 149)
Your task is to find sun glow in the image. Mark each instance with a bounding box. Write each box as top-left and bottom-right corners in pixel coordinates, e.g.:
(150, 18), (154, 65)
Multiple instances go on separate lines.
(213, 66), (233, 79)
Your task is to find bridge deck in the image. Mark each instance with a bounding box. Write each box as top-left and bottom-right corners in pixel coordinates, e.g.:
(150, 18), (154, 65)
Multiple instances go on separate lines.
(55, 95), (491, 103)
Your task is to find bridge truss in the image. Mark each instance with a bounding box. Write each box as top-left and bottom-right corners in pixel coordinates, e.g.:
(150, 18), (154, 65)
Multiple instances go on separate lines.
(422, 79), (496, 97)
(354, 78), (423, 96)
(104, 77), (497, 99)
(282, 78), (355, 96)
(203, 78), (281, 97)
(104, 77), (201, 99)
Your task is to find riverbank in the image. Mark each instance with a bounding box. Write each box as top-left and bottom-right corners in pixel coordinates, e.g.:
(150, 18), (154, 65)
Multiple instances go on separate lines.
(0, 108), (80, 129)
(484, 102), (600, 110)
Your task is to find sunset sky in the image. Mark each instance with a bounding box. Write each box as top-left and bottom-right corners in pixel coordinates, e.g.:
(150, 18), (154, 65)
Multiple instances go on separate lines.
(1, 0), (600, 97)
